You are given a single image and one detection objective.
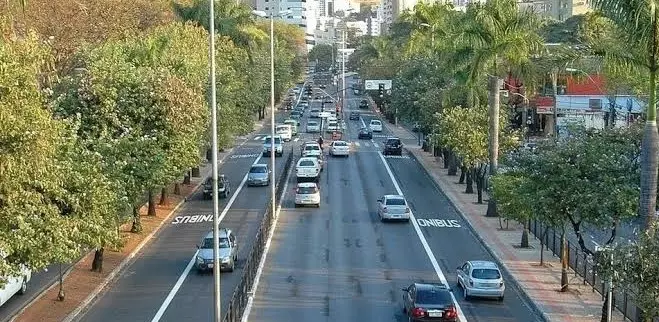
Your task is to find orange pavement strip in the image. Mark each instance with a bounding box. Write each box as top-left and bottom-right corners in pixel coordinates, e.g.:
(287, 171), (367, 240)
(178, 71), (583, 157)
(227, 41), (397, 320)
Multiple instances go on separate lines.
(13, 181), (202, 322)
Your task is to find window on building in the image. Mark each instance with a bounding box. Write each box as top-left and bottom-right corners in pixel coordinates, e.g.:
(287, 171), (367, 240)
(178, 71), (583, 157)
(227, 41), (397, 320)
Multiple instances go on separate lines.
(589, 99), (602, 110)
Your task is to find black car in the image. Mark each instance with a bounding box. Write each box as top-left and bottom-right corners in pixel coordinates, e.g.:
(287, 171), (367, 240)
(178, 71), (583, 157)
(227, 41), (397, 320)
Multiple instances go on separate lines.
(203, 175), (231, 199)
(402, 283), (458, 322)
(319, 84), (327, 89)
(383, 137), (403, 155)
(324, 98), (334, 104)
(349, 112), (360, 120)
(358, 127), (373, 140)
(359, 99), (369, 109)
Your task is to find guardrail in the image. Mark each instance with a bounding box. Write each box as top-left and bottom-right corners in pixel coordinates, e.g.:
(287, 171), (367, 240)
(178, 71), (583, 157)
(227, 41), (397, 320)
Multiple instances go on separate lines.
(528, 219), (644, 322)
(222, 145), (294, 322)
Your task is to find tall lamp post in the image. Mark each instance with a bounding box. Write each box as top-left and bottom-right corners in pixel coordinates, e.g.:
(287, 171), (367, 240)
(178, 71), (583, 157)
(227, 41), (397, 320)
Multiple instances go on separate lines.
(252, 9), (292, 217)
(208, 0), (221, 320)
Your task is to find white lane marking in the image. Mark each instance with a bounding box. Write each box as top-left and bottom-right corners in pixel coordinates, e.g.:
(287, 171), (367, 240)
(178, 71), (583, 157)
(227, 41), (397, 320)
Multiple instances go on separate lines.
(254, 136), (262, 141)
(373, 143), (379, 148)
(231, 153), (261, 159)
(371, 124), (467, 321)
(151, 153), (265, 322)
(240, 138), (295, 322)
(383, 155), (410, 159)
(417, 218), (462, 228)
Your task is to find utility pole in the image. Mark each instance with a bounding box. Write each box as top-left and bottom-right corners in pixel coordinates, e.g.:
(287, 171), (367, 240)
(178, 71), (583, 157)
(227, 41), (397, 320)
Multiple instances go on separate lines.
(485, 75), (501, 218)
(552, 68), (559, 141)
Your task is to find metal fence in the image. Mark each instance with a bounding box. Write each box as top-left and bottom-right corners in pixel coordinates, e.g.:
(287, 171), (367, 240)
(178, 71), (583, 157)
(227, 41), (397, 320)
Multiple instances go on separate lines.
(222, 146), (294, 322)
(528, 219), (644, 322)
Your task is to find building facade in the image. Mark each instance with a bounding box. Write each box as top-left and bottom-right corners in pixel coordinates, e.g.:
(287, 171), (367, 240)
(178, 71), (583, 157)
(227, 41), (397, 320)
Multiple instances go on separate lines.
(518, 0), (590, 21)
(255, 0), (319, 49)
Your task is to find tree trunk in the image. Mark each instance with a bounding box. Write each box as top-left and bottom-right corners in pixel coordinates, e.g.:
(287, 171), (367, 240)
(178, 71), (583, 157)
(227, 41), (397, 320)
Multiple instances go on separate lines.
(159, 187), (168, 206)
(206, 148), (212, 162)
(474, 168), (484, 204)
(442, 149), (449, 168)
(459, 165), (467, 184)
(521, 222), (530, 248)
(560, 232), (569, 292)
(447, 152), (458, 176)
(191, 167), (201, 177)
(540, 226), (548, 265)
(91, 248), (104, 272)
(183, 171), (191, 184)
(148, 189), (157, 216)
(130, 205), (142, 233)
(174, 182), (181, 195)
(639, 121), (659, 230)
(600, 292), (610, 322)
(465, 169), (474, 194)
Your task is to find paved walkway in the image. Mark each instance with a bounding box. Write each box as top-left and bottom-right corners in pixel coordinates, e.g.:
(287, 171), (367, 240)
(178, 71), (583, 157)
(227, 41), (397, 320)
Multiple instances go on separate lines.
(384, 123), (626, 322)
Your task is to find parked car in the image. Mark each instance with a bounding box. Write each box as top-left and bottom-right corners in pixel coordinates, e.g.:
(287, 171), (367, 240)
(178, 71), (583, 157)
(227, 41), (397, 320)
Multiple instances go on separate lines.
(294, 182), (321, 207)
(349, 111), (360, 120)
(456, 260), (505, 301)
(402, 283), (458, 322)
(195, 228), (238, 273)
(247, 164), (271, 186)
(203, 175), (231, 199)
(383, 137), (403, 155)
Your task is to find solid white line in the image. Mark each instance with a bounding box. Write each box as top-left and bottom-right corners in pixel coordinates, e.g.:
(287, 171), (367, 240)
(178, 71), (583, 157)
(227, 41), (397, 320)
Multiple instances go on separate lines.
(240, 151), (294, 322)
(375, 149), (468, 322)
(150, 153), (265, 322)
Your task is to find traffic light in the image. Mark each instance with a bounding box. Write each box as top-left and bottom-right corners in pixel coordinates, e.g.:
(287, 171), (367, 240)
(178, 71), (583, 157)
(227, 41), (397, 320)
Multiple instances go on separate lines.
(378, 83), (385, 98)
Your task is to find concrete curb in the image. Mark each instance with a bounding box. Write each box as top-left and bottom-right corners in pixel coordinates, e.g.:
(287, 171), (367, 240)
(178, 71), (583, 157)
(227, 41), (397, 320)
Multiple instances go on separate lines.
(403, 147), (551, 322)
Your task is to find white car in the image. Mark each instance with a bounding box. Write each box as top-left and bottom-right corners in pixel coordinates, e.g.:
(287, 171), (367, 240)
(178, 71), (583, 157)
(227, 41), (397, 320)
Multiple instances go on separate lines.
(457, 260), (505, 301)
(329, 140), (350, 157)
(294, 182), (320, 207)
(325, 120), (339, 132)
(301, 141), (322, 157)
(276, 124), (292, 141)
(295, 157), (321, 183)
(310, 109), (321, 118)
(376, 194), (411, 222)
(306, 121), (320, 133)
(0, 266), (31, 307)
(370, 119), (383, 132)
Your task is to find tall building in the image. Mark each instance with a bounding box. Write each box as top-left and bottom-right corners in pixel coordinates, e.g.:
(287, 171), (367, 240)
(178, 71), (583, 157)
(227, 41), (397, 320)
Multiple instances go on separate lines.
(255, 0), (319, 49)
(317, 0), (334, 16)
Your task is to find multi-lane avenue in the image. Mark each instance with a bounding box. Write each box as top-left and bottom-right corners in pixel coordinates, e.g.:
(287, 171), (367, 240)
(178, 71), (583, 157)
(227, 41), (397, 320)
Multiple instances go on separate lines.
(246, 77), (542, 322)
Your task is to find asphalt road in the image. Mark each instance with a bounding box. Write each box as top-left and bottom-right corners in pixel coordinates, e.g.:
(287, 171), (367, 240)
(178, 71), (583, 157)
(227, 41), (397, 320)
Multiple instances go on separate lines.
(73, 108), (296, 322)
(247, 79), (542, 322)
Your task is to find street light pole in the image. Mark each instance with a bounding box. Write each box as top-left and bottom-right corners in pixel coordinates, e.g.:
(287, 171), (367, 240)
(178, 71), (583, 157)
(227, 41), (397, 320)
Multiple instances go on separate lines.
(208, 0), (221, 320)
(269, 14), (276, 217)
(551, 68), (559, 141)
(341, 29), (346, 118)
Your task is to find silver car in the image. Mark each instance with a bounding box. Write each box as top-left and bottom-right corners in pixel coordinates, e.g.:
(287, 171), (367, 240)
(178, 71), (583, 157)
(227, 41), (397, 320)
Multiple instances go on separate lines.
(456, 260), (505, 301)
(247, 164), (270, 186)
(376, 194), (411, 222)
(195, 229), (238, 273)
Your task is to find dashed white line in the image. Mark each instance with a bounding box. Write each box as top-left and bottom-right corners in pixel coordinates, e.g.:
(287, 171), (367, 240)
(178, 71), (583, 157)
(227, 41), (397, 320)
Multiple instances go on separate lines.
(150, 153), (265, 322)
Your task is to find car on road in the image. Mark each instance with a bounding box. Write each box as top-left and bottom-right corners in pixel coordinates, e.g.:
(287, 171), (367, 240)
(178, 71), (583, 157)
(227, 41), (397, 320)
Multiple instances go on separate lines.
(329, 140), (350, 157)
(383, 137), (403, 155)
(295, 157), (321, 183)
(402, 283), (458, 322)
(0, 264), (31, 307)
(324, 98), (333, 104)
(294, 182), (321, 208)
(202, 175), (231, 199)
(319, 84), (326, 89)
(376, 194), (411, 222)
(284, 119), (299, 135)
(195, 229), (238, 273)
(263, 135), (283, 157)
(349, 111), (360, 120)
(325, 119), (339, 132)
(290, 111), (302, 120)
(456, 260), (505, 301)
(359, 99), (369, 109)
(276, 124), (293, 142)
(306, 121), (320, 133)
(301, 141), (322, 157)
(358, 127), (373, 140)
(369, 119), (383, 132)
(310, 109), (321, 118)
(247, 164), (271, 186)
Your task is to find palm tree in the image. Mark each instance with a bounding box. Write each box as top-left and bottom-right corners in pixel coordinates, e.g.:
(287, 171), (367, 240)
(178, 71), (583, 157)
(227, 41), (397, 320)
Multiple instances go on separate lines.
(589, 0), (659, 232)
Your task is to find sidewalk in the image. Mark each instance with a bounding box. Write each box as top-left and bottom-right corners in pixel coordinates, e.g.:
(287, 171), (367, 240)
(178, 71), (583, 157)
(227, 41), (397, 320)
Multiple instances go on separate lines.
(385, 123), (625, 322)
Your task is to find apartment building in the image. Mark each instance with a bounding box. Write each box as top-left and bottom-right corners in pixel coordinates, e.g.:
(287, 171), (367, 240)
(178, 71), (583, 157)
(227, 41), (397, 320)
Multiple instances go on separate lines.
(255, 0), (319, 48)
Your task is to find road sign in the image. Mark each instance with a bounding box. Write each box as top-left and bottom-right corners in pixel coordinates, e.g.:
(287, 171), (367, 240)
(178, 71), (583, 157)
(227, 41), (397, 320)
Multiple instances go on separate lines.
(364, 80), (392, 90)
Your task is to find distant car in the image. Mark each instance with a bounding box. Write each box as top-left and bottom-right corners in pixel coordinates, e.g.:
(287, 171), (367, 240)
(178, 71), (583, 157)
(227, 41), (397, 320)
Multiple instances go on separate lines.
(284, 119), (299, 135)
(349, 111), (360, 120)
(294, 182), (321, 208)
(263, 135), (283, 157)
(359, 99), (369, 109)
(358, 127), (373, 140)
(301, 141), (322, 157)
(370, 119), (383, 132)
(383, 137), (403, 155)
(325, 120), (339, 132)
(329, 140), (350, 157)
(195, 229), (238, 273)
(456, 260), (505, 301)
(203, 175), (231, 199)
(310, 109), (321, 118)
(376, 194), (411, 222)
(324, 98), (334, 104)
(402, 283), (458, 322)
(290, 111), (302, 120)
(247, 164), (270, 186)
(296, 157), (321, 183)
(306, 121), (321, 133)
(276, 124), (292, 141)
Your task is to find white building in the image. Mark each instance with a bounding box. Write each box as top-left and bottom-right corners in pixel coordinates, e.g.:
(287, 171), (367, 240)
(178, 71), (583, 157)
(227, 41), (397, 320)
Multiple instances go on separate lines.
(255, 0), (319, 49)
(346, 21), (368, 36)
(314, 16), (340, 45)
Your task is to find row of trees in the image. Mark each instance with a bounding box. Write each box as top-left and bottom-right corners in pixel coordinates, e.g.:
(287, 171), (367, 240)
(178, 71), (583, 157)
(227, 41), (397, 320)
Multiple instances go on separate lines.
(0, 0), (305, 279)
(350, 0), (658, 320)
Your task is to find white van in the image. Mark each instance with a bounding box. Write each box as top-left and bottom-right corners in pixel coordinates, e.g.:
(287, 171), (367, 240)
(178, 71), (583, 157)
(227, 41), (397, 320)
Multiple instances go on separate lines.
(0, 266), (31, 307)
(276, 124), (292, 141)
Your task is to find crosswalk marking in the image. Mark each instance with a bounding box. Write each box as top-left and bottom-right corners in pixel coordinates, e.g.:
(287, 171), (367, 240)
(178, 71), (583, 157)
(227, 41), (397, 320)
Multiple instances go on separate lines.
(373, 143), (379, 148)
